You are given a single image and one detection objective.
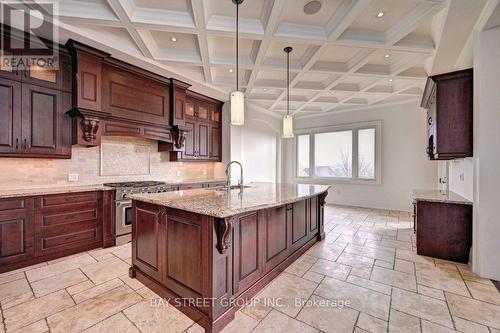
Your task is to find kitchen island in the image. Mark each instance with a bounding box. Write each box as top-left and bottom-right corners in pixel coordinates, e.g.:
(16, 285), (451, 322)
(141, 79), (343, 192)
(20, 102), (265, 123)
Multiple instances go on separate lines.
(129, 182), (329, 333)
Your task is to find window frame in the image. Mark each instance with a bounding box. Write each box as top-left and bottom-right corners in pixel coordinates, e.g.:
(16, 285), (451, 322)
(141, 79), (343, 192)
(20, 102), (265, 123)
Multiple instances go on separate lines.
(294, 120), (382, 185)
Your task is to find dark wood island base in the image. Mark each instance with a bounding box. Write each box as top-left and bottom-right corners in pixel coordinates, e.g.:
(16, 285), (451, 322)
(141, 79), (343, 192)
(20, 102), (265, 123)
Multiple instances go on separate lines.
(130, 190), (327, 333)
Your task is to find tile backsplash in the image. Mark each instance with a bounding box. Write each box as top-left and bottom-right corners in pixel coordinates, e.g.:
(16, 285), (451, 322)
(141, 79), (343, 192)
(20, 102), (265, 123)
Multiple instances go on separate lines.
(0, 136), (225, 189)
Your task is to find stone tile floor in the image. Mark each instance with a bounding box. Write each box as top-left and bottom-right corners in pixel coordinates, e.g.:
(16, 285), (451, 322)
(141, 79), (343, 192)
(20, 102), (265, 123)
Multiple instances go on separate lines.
(1, 204), (499, 333)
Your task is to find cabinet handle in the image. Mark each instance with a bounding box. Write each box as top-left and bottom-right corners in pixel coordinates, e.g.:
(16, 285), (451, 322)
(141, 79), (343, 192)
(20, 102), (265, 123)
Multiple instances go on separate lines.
(15, 138), (19, 150)
(24, 139), (27, 150)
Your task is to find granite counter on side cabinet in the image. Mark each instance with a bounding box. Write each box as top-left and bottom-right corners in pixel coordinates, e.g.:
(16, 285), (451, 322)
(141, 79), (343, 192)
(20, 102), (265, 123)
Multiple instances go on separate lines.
(0, 184), (114, 199)
(412, 189), (473, 205)
(129, 182), (330, 333)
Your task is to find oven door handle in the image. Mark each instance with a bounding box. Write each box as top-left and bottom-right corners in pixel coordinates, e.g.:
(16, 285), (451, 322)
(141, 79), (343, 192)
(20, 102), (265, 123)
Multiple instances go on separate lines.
(116, 200), (132, 208)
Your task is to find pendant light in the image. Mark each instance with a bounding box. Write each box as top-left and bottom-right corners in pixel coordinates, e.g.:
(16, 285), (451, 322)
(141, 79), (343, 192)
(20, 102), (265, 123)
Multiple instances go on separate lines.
(282, 46), (294, 138)
(230, 0), (244, 125)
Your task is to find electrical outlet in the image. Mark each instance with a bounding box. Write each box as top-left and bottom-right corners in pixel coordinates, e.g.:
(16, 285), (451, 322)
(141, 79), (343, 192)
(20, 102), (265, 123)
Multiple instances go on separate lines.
(68, 173), (79, 182)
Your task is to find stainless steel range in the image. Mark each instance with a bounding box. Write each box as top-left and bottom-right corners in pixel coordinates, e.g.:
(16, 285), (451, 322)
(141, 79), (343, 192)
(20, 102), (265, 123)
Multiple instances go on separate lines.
(103, 181), (170, 244)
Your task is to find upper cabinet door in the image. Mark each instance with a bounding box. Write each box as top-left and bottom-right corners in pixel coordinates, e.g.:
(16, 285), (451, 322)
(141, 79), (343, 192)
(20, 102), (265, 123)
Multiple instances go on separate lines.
(183, 121), (196, 159)
(210, 125), (221, 161)
(0, 78), (22, 155)
(197, 123), (209, 159)
(21, 84), (68, 157)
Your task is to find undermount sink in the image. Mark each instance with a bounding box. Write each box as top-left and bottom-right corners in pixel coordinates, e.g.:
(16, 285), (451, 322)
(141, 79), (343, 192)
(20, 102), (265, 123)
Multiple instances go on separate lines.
(212, 185), (252, 191)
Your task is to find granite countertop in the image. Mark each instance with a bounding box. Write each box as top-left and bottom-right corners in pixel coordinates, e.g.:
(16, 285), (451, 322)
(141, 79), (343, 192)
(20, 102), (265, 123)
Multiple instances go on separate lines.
(130, 182), (331, 218)
(413, 189), (473, 205)
(0, 178), (227, 199)
(0, 184), (114, 199)
(164, 178), (226, 186)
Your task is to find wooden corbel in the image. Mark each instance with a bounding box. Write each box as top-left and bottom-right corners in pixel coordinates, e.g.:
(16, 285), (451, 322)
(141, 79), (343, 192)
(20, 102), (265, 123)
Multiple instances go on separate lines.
(215, 217), (234, 254)
(173, 125), (189, 150)
(80, 116), (100, 143)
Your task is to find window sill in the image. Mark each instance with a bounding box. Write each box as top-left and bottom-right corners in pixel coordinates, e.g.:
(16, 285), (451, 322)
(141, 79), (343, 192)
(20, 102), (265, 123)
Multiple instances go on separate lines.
(293, 177), (381, 186)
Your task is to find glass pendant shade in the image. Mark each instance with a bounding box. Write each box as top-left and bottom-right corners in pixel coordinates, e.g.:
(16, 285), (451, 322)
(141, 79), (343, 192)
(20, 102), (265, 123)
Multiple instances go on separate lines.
(282, 115), (294, 138)
(230, 91), (245, 125)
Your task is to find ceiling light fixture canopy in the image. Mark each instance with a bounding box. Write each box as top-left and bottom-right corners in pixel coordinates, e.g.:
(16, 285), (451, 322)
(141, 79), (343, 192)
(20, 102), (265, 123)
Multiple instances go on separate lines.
(230, 0), (244, 126)
(377, 11), (385, 18)
(283, 46), (294, 139)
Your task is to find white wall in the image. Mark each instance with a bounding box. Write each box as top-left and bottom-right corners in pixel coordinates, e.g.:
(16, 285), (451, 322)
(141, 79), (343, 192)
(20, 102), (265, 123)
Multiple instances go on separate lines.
(242, 124), (277, 182)
(283, 102), (438, 212)
(448, 158), (474, 200)
(227, 104), (282, 184)
(471, 25), (500, 280)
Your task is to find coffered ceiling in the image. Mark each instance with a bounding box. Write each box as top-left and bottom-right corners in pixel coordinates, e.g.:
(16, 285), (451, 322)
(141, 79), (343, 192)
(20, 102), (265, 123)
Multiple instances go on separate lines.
(29, 0), (450, 117)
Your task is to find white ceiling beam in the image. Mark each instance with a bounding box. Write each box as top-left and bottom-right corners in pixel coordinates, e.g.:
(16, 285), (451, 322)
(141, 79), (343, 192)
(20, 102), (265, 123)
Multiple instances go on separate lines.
(244, 0), (287, 95)
(270, 0), (372, 110)
(106, 0), (153, 58)
(292, 0), (444, 115)
(190, 0), (213, 84)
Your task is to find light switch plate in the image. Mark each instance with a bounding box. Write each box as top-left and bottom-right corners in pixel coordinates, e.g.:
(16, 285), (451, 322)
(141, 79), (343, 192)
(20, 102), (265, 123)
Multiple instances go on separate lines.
(68, 173), (79, 182)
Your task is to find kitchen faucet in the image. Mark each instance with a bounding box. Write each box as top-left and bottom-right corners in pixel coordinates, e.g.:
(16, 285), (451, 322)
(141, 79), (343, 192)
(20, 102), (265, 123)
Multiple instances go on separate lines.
(225, 161), (244, 191)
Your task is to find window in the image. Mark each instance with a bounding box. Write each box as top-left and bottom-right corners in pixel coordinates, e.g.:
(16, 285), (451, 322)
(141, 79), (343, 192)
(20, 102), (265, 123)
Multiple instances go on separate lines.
(295, 122), (380, 183)
(314, 131), (352, 178)
(297, 135), (310, 177)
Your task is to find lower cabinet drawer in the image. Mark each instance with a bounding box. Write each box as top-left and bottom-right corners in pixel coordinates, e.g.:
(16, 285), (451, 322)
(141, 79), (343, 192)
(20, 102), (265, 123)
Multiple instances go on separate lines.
(39, 192), (99, 209)
(35, 221), (102, 256)
(36, 205), (99, 227)
(0, 197), (34, 212)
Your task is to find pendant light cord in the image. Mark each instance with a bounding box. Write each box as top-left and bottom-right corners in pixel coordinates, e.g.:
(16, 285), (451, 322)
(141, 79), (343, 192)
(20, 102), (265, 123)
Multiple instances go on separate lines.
(236, 2), (239, 92)
(287, 50), (289, 116)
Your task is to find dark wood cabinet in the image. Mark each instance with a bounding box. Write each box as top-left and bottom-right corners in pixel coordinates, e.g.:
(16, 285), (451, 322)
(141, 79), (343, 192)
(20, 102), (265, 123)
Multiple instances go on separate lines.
(169, 92), (223, 162)
(182, 121), (196, 159)
(34, 191), (103, 257)
(21, 84), (71, 157)
(0, 79), (72, 158)
(421, 69), (473, 160)
(101, 63), (170, 126)
(0, 78), (22, 154)
(233, 211), (265, 293)
(0, 198), (35, 267)
(264, 205), (290, 270)
(132, 201), (164, 283)
(0, 191), (113, 273)
(415, 200), (472, 263)
(131, 192), (328, 333)
(0, 28), (73, 158)
(210, 125), (221, 160)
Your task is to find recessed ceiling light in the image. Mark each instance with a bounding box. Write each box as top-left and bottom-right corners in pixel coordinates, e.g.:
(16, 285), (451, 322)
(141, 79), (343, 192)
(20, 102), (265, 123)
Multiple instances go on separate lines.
(377, 11), (385, 18)
(388, 78), (393, 82)
(384, 54), (391, 58)
(170, 37), (177, 42)
(304, 0), (322, 15)
(263, 88), (267, 91)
